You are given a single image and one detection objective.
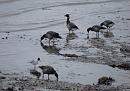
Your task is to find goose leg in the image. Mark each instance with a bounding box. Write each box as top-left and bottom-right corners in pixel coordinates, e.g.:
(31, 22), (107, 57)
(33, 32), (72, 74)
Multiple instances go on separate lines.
(98, 32), (99, 38)
(69, 30), (71, 34)
(96, 32), (97, 38)
(107, 28), (109, 32)
(42, 74), (44, 79)
(108, 27), (110, 31)
(48, 74), (49, 80)
(107, 27), (110, 32)
(72, 30), (74, 33)
(87, 34), (89, 39)
(53, 38), (55, 45)
(49, 39), (50, 46)
(37, 76), (39, 80)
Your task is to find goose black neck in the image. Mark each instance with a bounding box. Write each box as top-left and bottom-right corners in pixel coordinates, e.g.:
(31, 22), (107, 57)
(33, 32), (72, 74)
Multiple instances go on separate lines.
(66, 17), (70, 24)
(55, 72), (58, 81)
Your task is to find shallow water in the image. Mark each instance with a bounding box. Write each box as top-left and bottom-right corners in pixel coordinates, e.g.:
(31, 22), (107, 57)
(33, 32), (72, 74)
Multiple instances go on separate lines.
(0, 33), (130, 86)
(0, 0), (130, 86)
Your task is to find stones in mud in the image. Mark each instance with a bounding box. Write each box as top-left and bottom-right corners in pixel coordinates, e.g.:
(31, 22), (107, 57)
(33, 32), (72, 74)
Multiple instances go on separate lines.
(110, 63), (130, 70)
(1, 86), (24, 91)
(0, 76), (6, 80)
(98, 76), (115, 85)
(89, 38), (105, 48)
(2, 87), (15, 91)
(126, 18), (130, 20)
(117, 63), (130, 70)
(102, 32), (114, 38)
(60, 53), (79, 57)
(1, 37), (8, 39)
(18, 86), (24, 90)
(120, 45), (130, 53)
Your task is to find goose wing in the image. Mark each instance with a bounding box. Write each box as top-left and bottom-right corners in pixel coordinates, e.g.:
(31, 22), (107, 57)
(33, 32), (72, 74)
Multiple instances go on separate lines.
(41, 66), (56, 74)
(46, 31), (61, 39)
(92, 25), (101, 31)
(68, 22), (79, 30)
(104, 20), (114, 25)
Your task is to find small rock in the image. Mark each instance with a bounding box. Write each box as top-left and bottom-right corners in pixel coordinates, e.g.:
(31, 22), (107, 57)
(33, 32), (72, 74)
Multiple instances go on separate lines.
(5, 87), (14, 91)
(0, 76), (6, 79)
(126, 18), (130, 20)
(120, 45), (130, 53)
(5, 37), (8, 39)
(6, 32), (10, 33)
(18, 86), (24, 90)
(117, 63), (130, 70)
(98, 76), (115, 85)
(61, 53), (79, 57)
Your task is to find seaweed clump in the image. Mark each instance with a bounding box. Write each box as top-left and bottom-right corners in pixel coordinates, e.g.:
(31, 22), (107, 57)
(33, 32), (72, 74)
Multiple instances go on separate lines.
(98, 76), (115, 85)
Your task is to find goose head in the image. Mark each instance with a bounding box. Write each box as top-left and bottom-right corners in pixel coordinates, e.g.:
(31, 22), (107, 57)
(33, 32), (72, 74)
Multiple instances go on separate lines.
(55, 72), (58, 81)
(64, 14), (70, 18)
(87, 27), (92, 34)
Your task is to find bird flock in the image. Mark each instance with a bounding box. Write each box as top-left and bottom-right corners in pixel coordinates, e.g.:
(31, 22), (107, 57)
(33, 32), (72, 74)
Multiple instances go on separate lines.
(30, 14), (115, 81)
(40, 14), (115, 45)
(29, 58), (58, 81)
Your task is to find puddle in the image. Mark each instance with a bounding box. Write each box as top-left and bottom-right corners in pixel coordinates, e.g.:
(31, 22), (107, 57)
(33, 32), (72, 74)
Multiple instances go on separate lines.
(56, 61), (130, 86)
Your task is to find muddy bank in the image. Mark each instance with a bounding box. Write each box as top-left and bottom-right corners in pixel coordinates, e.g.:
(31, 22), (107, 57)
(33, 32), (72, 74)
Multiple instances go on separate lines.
(57, 37), (130, 70)
(0, 72), (130, 91)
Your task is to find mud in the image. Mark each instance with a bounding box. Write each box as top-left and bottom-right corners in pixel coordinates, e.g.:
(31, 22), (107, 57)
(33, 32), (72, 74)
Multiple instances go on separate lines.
(0, 71), (130, 91)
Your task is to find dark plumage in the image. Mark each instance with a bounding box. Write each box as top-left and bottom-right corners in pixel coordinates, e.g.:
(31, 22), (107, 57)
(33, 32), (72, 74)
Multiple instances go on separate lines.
(40, 31), (62, 45)
(65, 14), (79, 33)
(39, 65), (58, 81)
(87, 25), (106, 38)
(100, 20), (115, 29)
(30, 69), (41, 79)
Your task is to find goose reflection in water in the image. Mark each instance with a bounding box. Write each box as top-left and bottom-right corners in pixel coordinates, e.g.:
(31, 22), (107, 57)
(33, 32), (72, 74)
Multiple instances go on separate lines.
(66, 32), (78, 45)
(40, 42), (61, 55)
(100, 29), (114, 38)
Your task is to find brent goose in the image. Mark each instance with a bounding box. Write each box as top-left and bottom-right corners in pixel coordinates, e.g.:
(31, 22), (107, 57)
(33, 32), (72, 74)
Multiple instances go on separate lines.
(40, 31), (61, 45)
(100, 20), (115, 29)
(39, 65), (58, 81)
(30, 69), (41, 79)
(65, 14), (79, 33)
(87, 25), (106, 38)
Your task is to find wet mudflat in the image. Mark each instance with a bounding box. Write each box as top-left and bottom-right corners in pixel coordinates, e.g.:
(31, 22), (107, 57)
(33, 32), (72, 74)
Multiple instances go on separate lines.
(0, 0), (130, 91)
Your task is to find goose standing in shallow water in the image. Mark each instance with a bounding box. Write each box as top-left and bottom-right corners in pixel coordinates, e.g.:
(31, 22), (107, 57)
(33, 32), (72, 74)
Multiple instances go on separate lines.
(40, 31), (62, 45)
(65, 14), (79, 33)
(87, 25), (106, 38)
(100, 20), (115, 30)
(39, 65), (58, 81)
